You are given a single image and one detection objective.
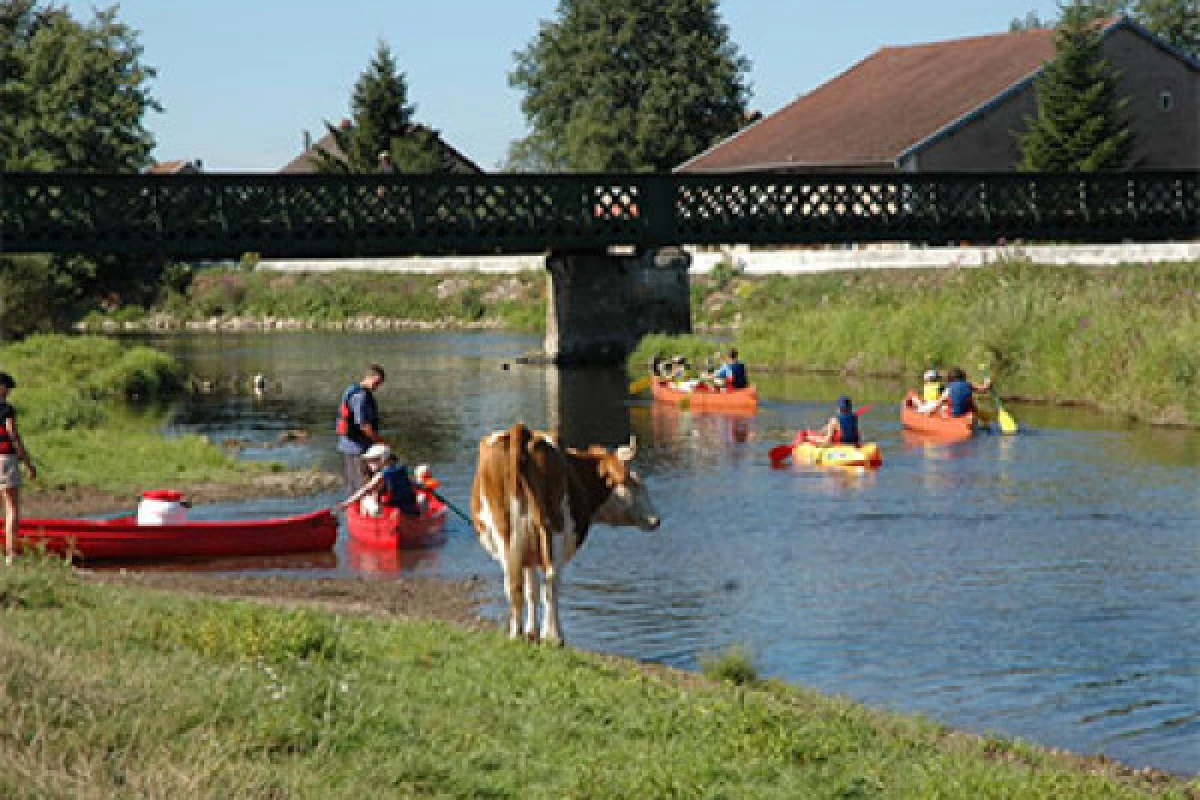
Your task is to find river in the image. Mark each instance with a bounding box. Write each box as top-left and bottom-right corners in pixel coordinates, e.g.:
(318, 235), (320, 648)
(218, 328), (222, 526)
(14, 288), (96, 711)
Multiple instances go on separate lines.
(145, 331), (1198, 775)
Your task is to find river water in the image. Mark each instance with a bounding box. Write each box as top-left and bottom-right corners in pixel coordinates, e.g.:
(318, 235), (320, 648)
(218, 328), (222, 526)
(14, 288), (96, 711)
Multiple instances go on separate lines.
(147, 331), (1198, 775)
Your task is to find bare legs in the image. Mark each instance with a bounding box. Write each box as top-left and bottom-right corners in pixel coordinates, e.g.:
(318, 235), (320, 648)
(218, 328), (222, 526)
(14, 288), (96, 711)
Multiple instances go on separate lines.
(2, 487), (17, 565)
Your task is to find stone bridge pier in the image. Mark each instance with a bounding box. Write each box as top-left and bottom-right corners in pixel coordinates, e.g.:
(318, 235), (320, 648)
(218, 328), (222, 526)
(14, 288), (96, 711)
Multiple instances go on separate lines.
(541, 246), (692, 366)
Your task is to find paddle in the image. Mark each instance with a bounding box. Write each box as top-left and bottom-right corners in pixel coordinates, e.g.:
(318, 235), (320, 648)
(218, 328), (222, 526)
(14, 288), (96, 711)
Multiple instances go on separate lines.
(769, 404), (873, 464)
(431, 489), (473, 526)
(628, 376), (653, 395)
(980, 367), (1018, 435)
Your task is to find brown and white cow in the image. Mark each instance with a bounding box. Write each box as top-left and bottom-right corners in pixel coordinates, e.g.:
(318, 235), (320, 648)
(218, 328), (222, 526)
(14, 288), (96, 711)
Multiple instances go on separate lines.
(470, 422), (660, 644)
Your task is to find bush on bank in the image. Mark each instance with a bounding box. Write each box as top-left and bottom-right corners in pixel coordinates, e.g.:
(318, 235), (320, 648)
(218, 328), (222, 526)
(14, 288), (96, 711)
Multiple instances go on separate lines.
(0, 558), (1192, 799)
(634, 260), (1199, 426)
(79, 267), (549, 333)
(0, 334), (263, 494)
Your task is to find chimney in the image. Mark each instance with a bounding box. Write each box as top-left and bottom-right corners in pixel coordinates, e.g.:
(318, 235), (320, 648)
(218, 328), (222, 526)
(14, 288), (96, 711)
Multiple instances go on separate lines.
(303, 130), (312, 151)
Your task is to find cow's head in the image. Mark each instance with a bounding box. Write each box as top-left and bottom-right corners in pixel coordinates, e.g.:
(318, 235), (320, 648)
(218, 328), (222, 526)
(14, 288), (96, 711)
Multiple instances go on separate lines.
(592, 436), (660, 531)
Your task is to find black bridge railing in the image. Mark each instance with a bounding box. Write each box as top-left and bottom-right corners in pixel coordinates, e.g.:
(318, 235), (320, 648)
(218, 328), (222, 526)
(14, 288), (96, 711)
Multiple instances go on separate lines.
(1, 170), (1195, 258)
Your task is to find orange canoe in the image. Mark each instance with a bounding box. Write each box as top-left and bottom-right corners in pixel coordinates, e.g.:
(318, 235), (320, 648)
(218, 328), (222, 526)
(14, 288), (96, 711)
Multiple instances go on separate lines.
(900, 391), (976, 441)
(651, 379), (758, 414)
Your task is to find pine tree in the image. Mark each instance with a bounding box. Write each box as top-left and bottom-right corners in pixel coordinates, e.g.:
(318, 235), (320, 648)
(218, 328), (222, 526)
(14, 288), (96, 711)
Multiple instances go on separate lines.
(1017, 1), (1133, 171)
(509, 0), (750, 172)
(1135, 0), (1199, 57)
(312, 41), (447, 174)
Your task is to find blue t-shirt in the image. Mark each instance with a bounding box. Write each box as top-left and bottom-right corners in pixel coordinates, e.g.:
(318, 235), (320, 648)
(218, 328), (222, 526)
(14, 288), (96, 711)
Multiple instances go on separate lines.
(947, 380), (973, 417)
(836, 411), (860, 445)
(381, 464), (420, 517)
(336, 385), (380, 455)
(714, 361), (748, 389)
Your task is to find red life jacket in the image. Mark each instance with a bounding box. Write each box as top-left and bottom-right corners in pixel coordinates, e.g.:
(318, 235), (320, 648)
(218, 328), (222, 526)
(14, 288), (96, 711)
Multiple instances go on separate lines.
(0, 403), (15, 455)
(335, 385), (365, 438)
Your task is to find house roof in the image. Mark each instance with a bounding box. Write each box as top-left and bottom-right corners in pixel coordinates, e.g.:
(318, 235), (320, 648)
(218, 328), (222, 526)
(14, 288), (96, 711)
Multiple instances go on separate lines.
(679, 25), (1067, 172)
(145, 159), (200, 174)
(280, 123), (483, 175)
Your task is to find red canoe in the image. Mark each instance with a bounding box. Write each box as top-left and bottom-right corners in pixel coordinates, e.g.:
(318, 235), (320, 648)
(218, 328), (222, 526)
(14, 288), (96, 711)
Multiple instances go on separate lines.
(901, 391), (976, 442)
(18, 508), (338, 562)
(651, 378), (759, 414)
(346, 496), (448, 549)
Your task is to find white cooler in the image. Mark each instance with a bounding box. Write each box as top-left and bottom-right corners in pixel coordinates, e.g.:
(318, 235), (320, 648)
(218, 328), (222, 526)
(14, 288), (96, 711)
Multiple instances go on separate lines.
(137, 490), (189, 526)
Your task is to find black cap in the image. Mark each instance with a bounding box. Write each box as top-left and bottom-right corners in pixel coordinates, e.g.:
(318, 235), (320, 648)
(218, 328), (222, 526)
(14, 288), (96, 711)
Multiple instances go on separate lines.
(0, 372), (14, 389)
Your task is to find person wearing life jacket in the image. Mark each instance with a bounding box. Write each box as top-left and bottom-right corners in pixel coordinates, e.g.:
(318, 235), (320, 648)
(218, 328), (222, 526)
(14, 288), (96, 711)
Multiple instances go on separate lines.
(0, 371), (36, 566)
(812, 395), (862, 446)
(711, 348), (748, 390)
(335, 364), (386, 493)
(914, 368), (945, 414)
(339, 444), (420, 518)
(937, 367), (991, 418)
(411, 464), (439, 512)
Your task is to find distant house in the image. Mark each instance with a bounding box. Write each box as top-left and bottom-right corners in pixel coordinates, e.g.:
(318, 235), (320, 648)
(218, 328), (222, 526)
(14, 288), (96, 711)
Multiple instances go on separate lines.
(145, 159), (203, 174)
(679, 15), (1198, 173)
(281, 119), (483, 175)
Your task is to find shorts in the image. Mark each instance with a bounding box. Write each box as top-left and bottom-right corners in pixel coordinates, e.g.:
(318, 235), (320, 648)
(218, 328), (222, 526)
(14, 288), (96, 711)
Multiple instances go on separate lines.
(0, 455), (21, 490)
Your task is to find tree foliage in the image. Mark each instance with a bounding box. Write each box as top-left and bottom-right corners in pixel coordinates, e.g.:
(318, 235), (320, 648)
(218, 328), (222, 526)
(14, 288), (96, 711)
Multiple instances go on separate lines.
(1017, 1), (1134, 171)
(1010, 0), (1197, 57)
(509, 0), (750, 172)
(312, 41), (453, 174)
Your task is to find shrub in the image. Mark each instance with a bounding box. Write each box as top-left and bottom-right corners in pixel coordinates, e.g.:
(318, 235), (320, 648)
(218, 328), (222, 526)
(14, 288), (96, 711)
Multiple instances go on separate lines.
(699, 644), (759, 686)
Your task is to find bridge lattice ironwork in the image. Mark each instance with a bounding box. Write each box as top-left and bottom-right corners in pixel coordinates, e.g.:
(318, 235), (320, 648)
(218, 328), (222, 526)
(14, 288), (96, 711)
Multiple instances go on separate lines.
(1, 171), (1195, 258)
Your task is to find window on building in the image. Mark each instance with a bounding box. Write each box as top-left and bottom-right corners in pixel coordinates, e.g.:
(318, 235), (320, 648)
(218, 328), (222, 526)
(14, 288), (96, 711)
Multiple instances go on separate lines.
(1159, 90), (1174, 112)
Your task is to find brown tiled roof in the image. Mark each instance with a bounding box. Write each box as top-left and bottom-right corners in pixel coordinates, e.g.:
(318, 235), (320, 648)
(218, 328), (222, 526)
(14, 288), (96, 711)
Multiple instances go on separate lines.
(145, 159), (199, 174)
(680, 26), (1060, 172)
(280, 124), (483, 174)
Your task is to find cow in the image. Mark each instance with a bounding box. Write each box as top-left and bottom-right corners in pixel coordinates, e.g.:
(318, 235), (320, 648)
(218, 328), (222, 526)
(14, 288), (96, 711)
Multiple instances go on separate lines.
(470, 422), (660, 645)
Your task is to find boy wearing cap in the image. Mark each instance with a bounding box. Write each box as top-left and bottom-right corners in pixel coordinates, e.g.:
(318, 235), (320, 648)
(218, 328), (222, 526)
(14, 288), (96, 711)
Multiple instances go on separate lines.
(811, 395), (862, 446)
(915, 369), (944, 414)
(0, 372), (36, 565)
(339, 444), (421, 518)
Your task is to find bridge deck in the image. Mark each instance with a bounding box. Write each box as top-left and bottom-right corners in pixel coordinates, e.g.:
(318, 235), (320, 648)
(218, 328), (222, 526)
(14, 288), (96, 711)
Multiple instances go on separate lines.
(2, 171), (1196, 258)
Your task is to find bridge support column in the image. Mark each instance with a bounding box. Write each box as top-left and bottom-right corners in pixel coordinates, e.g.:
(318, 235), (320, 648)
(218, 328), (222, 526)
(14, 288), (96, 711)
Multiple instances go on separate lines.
(542, 247), (691, 366)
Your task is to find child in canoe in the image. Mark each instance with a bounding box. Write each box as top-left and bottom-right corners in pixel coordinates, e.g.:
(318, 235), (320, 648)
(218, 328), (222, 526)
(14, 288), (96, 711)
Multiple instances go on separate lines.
(339, 444), (421, 518)
(796, 396), (862, 447)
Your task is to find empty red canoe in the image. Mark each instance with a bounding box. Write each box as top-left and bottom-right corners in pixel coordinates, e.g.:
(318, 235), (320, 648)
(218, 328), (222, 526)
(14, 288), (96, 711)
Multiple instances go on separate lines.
(18, 508), (338, 561)
(651, 379), (758, 414)
(900, 391), (976, 442)
(346, 496), (448, 549)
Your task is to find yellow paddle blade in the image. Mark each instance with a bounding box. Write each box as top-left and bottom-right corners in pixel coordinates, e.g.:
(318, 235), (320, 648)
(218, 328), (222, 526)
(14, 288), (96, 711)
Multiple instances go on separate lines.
(997, 407), (1019, 435)
(628, 376), (653, 395)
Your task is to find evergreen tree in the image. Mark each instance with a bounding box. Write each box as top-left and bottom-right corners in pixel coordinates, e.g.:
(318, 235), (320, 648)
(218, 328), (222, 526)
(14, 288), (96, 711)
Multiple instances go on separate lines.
(1017, 1), (1133, 171)
(312, 41), (446, 174)
(509, 0), (750, 172)
(1135, 0), (1199, 57)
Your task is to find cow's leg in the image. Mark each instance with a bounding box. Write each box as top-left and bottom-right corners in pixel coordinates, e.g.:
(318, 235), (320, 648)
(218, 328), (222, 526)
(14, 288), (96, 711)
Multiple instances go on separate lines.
(501, 552), (524, 639)
(523, 567), (540, 641)
(540, 563), (563, 646)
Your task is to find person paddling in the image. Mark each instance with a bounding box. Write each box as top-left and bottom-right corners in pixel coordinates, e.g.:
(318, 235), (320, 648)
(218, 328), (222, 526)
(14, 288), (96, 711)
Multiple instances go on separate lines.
(0, 372), (36, 566)
(937, 367), (991, 418)
(339, 444), (421, 518)
(335, 364), (387, 494)
(810, 395), (862, 446)
(711, 348), (748, 390)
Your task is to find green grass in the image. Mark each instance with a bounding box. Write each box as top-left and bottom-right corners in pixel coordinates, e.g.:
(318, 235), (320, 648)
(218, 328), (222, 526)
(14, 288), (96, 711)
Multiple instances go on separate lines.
(81, 267), (549, 334)
(0, 334), (268, 496)
(635, 260), (1199, 425)
(1, 559), (1193, 799)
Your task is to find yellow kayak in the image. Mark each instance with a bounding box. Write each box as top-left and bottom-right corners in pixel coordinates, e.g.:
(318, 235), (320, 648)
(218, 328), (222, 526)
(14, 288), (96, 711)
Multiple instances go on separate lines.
(793, 441), (883, 468)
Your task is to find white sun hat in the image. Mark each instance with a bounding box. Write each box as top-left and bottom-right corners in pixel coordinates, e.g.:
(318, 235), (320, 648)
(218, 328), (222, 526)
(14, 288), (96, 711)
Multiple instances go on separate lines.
(363, 443), (392, 462)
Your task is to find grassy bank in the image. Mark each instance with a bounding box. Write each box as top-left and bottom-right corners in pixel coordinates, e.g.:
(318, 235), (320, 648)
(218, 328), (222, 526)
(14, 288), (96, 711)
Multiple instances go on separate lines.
(1, 559), (1192, 799)
(0, 334), (270, 496)
(79, 267), (548, 334)
(635, 260), (1198, 425)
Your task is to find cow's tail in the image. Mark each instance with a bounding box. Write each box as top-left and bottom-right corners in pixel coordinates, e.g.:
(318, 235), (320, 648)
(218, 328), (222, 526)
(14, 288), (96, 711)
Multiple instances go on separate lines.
(507, 422), (533, 563)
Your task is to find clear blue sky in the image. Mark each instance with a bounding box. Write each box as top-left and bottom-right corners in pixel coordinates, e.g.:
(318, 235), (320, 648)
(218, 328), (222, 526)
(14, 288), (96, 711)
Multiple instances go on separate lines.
(65, 1), (1062, 172)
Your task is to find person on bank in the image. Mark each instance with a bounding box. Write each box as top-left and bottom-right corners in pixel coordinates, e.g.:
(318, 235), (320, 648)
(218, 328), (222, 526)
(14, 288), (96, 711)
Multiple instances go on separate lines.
(335, 364), (386, 494)
(937, 367), (991, 418)
(339, 444), (421, 518)
(811, 395), (861, 446)
(711, 348), (748, 390)
(0, 372), (36, 566)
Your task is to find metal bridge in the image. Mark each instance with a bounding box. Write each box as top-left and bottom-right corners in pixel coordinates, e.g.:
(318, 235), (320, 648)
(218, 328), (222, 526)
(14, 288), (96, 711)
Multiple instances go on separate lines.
(2, 170), (1196, 258)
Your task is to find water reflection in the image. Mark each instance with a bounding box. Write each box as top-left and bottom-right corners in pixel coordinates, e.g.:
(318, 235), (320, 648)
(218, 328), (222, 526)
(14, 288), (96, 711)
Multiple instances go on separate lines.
(345, 540), (442, 574)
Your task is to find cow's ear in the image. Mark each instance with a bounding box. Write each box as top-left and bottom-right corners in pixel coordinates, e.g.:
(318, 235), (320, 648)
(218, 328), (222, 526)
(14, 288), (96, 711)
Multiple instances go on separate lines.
(616, 435), (637, 462)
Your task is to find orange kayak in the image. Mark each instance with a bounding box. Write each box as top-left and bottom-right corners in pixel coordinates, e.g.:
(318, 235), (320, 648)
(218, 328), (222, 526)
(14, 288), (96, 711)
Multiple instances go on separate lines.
(901, 391), (975, 441)
(651, 379), (758, 414)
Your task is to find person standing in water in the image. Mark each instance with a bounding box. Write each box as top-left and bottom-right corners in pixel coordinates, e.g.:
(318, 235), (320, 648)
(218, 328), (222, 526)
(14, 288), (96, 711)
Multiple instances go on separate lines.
(0, 372), (36, 566)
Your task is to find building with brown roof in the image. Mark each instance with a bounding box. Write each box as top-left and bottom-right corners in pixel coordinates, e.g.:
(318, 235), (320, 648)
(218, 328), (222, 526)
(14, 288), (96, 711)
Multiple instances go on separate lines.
(281, 120), (483, 175)
(145, 159), (203, 174)
(679, 15), (1198, 173)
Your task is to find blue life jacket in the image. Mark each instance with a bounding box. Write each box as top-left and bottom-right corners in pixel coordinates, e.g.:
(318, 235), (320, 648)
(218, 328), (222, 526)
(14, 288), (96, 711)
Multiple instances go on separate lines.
(836, 411), (860, 445)
(380, 465), (420, 517)
(729, 361), (748, 389)
(947, 380), (973, 417)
